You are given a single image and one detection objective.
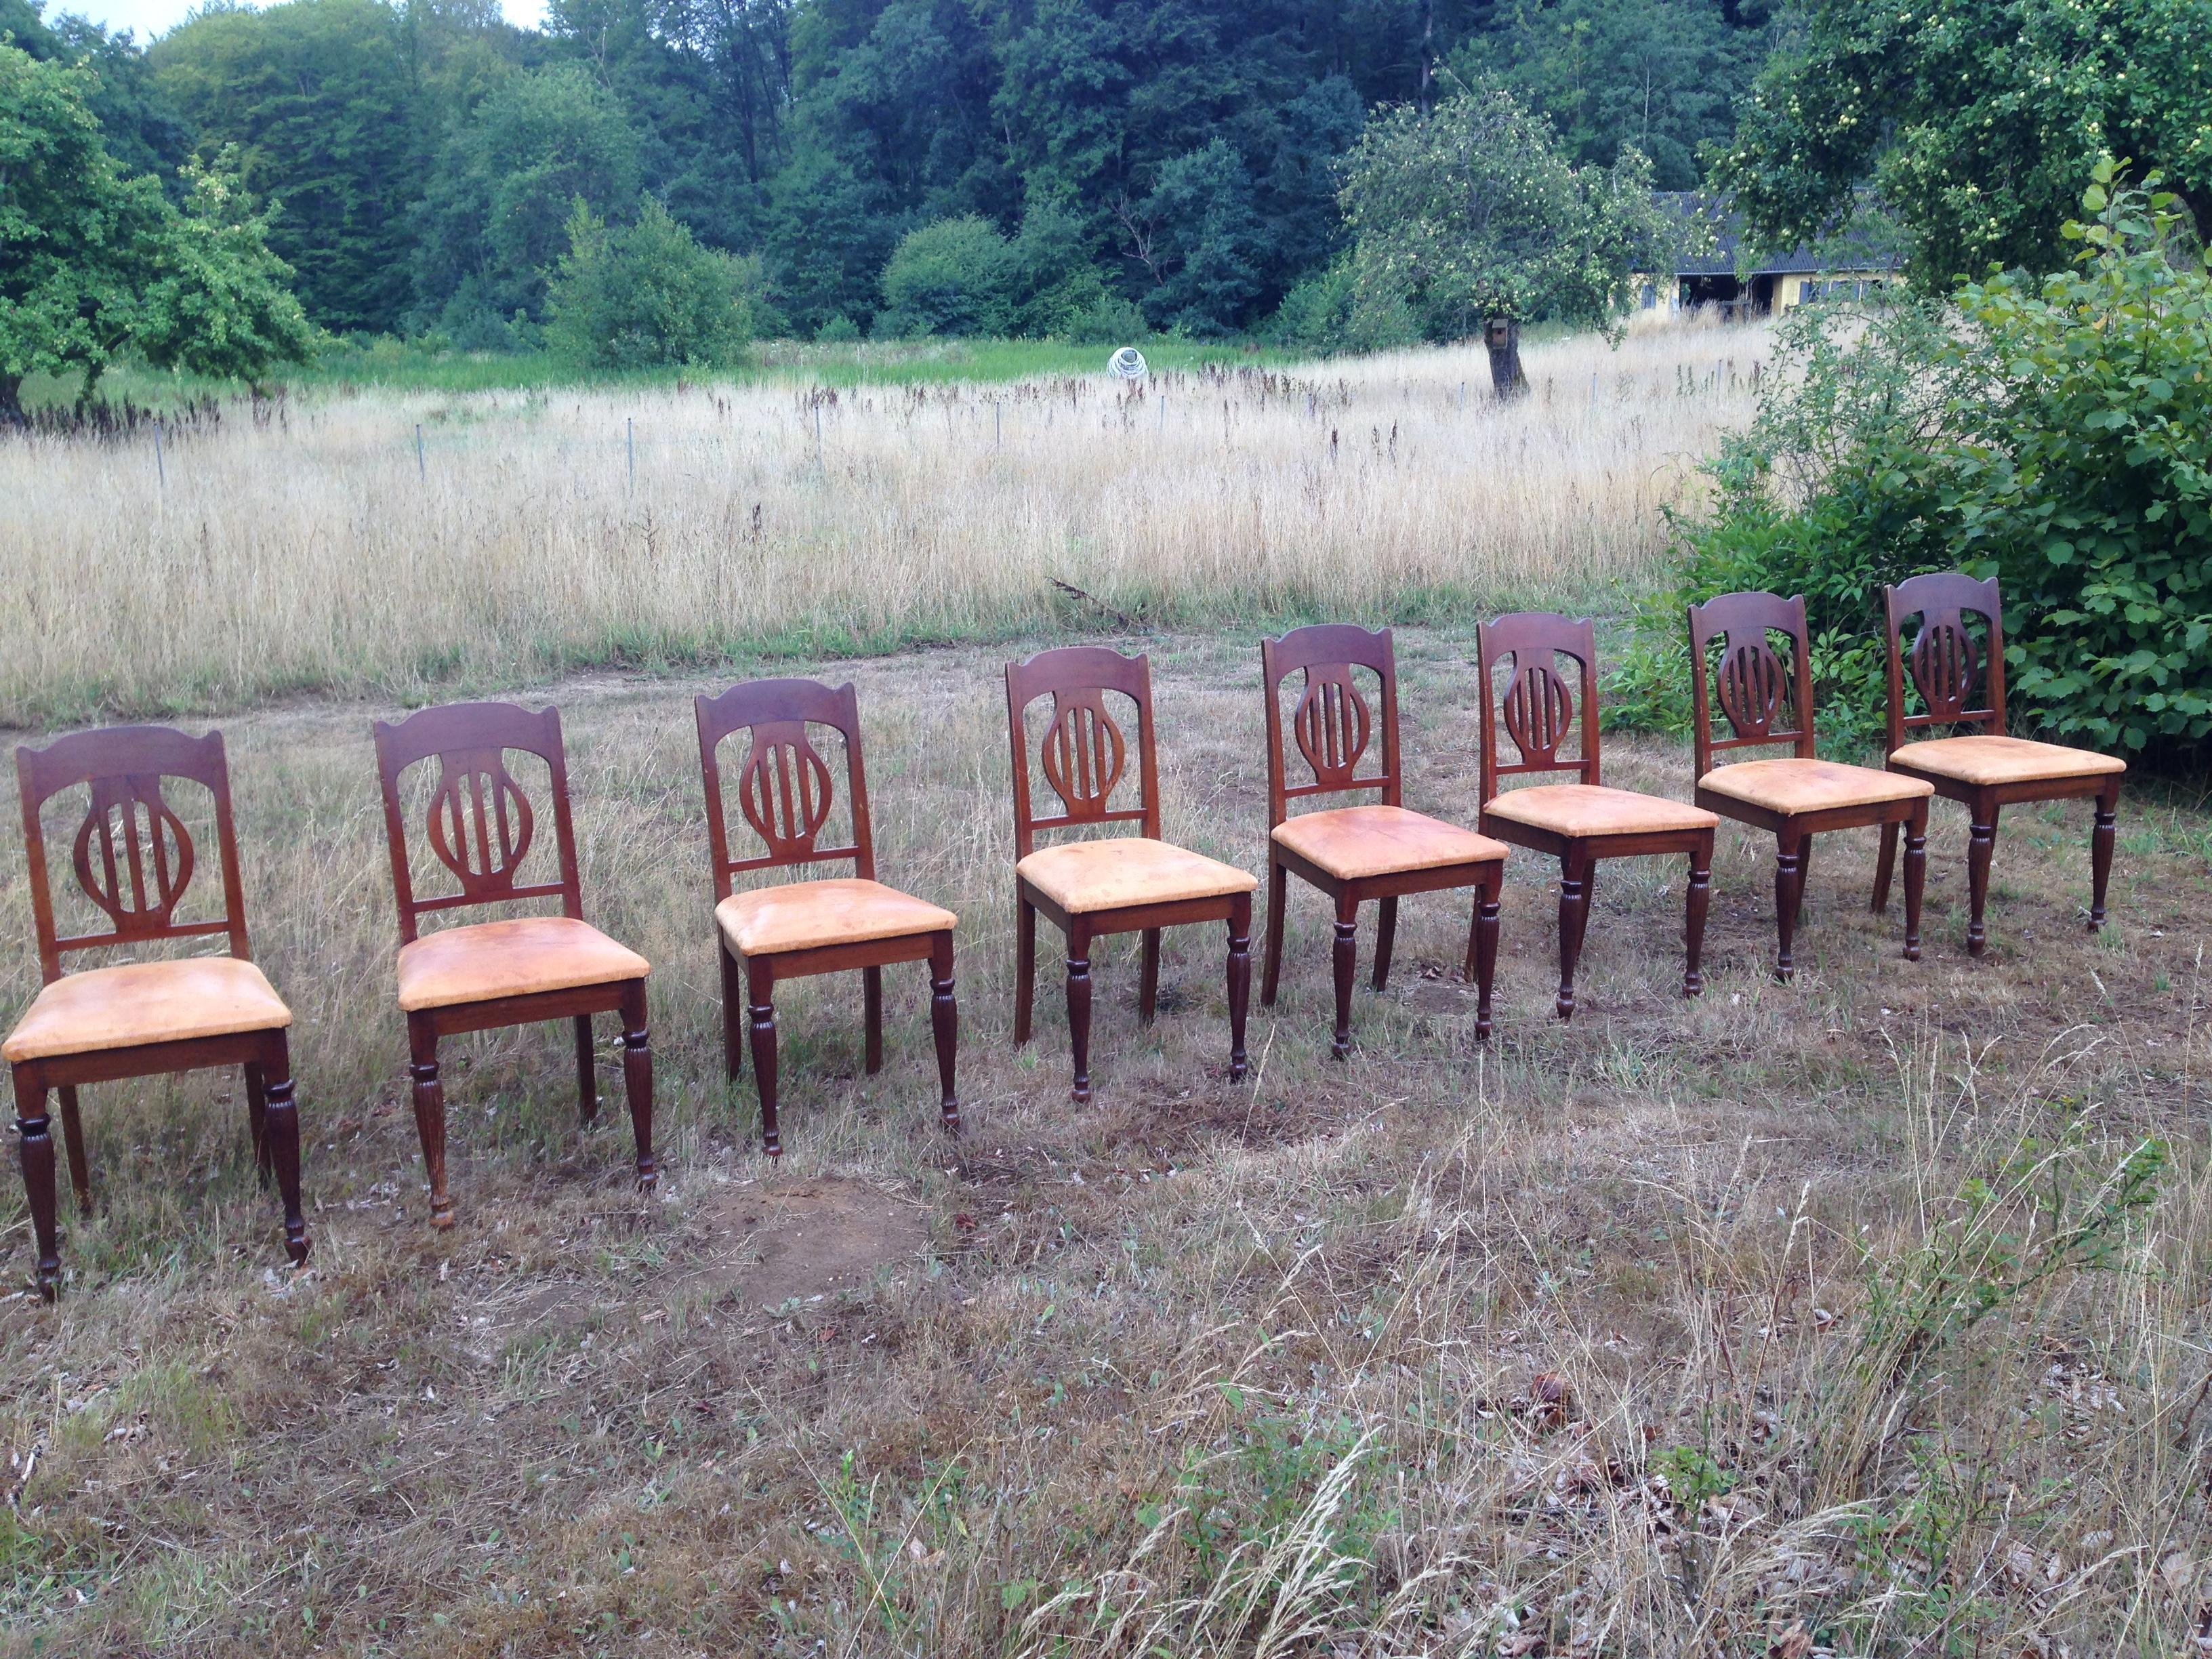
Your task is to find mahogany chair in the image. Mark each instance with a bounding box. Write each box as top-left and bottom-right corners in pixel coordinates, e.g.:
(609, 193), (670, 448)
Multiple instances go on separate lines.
(5, 726), (307, 1300)
(697, 678), (958, 1158)
(1475, 613), (1720, 1019)
(1006, 646), (1256, 1102)
(372, 701), (653, 1226)
(1688, 590), (1933, 981)
(1259, 625), (1507, 1054)
(1879, 572), (2124, 953)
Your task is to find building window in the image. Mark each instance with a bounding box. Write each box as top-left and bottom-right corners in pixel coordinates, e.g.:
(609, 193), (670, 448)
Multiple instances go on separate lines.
(1641, 283), (1658, 310)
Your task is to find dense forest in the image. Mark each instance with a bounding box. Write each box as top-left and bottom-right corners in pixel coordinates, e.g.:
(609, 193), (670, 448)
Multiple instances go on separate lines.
(0, 0), (1783, 342)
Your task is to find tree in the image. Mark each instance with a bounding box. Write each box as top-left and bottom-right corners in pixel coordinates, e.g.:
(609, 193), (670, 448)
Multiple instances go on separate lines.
(547, 196), (751, 368)
(876, 213), (1015, 337)
(1, 45), (312, 420)
(1337, 80), (1675, 392)
(1717, 0), (2212, 286)
(150, 0), (422, 332)
(1134, 139), (1265, 335)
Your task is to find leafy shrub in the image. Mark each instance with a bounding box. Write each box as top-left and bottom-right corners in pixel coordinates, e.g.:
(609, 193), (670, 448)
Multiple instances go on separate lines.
(1614, 167), (2212, 760)
(813, 314), (861, 344)
(1060, 294), (1149, 347)
(876, 215), (1017, 338)
(547, 198), (750, 370)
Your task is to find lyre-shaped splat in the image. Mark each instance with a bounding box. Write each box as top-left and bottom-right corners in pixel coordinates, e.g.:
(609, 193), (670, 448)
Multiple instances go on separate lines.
(1717, 638), (1788, 740)
(1040, 689), (1127, 819)
(1909, 615), (1980, 720)
(737, 722), (836, 859)
(1501, 659), (1574, 765)
(70, 775), (196, 936)
(1291, 668), (1372, 787)
(425, 750), (536, 897)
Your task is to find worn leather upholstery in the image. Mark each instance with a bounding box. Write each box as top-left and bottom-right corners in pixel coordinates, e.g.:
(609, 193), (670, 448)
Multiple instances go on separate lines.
(718, 878), (956, 957)
(1017, 837), (1257, 914)
(1700, 758), (1933, 816)
(396, 915), (649, 1011)
(1891, 735), (2125, 788)
(5, 957), (291, 1062)
(1272, 804), (1507, 881)
(1483, 783), (1716, 838)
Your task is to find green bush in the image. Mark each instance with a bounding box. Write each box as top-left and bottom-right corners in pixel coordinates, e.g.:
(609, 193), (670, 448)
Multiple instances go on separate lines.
(876, 215), (1017, 339)
(1614, 167), (2212, 761)
(546, 198), (751, 371)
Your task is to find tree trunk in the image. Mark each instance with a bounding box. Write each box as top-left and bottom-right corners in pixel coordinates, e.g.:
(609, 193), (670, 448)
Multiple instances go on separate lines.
(1485, 317), (1526, 400)
(0, 373), (24, 429)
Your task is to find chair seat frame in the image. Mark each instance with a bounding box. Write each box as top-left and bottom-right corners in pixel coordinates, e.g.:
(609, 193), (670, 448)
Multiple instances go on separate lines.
(1879, 572), (2119, 954)
(1688, 590), (1927, 981)
(374, 701), (653, 1227)
(1476, 614), (1715, 1019)
(1257, 625), (1500, 1055)
(697, 678), (956, 1158)
(1007, 647), (1250, 1104)
(11, 725), (306, 1300)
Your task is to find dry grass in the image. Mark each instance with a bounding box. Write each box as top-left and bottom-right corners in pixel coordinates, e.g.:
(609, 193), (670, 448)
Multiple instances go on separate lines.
(0, 319), (1762, 726)
(0, 630), (2207, 1657)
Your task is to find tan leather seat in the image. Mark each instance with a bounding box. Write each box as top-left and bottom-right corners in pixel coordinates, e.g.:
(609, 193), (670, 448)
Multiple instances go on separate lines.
(396, 916), (649, 1012)
(1018, 837), (1257, 914)
(1892, 735), (2126, 787)
(1273, 804), (1507, 881)
(1700, 758), (1933, 816)
(1484, 783), (1717, 838)
(4, 957), (291, 1063)
(718, 878), (956, 957)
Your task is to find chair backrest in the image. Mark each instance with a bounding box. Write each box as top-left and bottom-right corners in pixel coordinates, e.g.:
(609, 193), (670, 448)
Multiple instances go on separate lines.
(371, 701), (584, 945)
(1474, 612), (1604, 802)
(1004, 645), (1162, 859)
(1883, 571), (2007, 753)
(1260, 624), (1400, 827)
(1687, 589), (1818, 779)
(695, 678), (875, 899)
(15, 724), (252, 983)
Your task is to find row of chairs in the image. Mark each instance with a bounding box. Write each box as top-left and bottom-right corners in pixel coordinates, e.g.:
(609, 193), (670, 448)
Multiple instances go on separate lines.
(6, 574), (2122, 1299)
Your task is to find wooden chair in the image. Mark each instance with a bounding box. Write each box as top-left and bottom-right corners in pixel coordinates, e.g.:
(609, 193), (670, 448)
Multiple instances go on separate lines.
(1476, 613), (1720, 1019)
(1006, 646), (1256, 1103)
(697, 678), (958, 1158)
(1687, 590), (1933, 981)
(372, 701), (653, 1227)
(1258, 624), (1507, 1055)
(5, 726), (308, 1300)
(1879, 572), (2124, 954)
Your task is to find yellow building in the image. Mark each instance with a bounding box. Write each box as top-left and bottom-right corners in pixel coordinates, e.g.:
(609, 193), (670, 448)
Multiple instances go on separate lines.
(1639, 192), (1904, 319)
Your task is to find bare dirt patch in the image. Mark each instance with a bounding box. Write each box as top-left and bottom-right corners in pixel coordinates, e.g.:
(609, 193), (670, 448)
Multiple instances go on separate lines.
(680, 1176), (931, 1312)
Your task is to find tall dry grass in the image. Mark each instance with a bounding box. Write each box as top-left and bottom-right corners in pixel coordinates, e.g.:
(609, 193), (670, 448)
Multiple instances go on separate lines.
(0, 319), (1765, 724)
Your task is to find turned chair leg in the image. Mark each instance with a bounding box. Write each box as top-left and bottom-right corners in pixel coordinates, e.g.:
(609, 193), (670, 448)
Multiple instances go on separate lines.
(1773, 830), (1806, 983)
(1227, 893), (1252, 1083)
(1470, 872), (1500, 1042)
(863, 965), (884, 1073)
(1685, 836), (1713, 998)
(1065, 918), (1094, 1104)
(242, 1067), (269, 1188)
(1330, 893), (1359, 1059)
(1013, 895), (1037, 1046)
(2090, 779), (2118, 930)
(1872, 821), (1899, 914)
(719, 941), (745, 1082)
(1966, 800), (2000, 956)
(1902, 806), (1927, 962)
(57, 1085), (91, 1213)
(14, 1071), (59, 1302)
(619, 980), (655, 1189)
(260, 1032), (309, 1267)
(1260, 858), (1288, 1007)
(1555, 852), (1594, 1019)
(745, 956), (782, 1157)
(573, 1015), (601, 1124)
(407, 1018), (453, 1229)
(1372, 897), (1399, 991)
(929, 931), (959, 1136)
(1138, 929), (1161, 1024)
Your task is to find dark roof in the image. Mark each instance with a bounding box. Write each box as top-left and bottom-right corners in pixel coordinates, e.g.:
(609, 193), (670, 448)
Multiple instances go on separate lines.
(1655, 190), (1906, 277)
